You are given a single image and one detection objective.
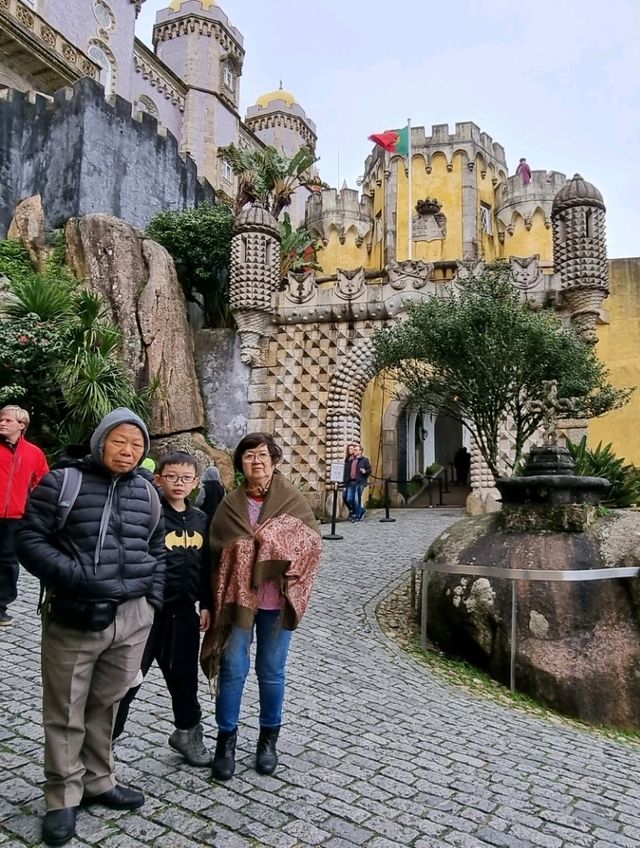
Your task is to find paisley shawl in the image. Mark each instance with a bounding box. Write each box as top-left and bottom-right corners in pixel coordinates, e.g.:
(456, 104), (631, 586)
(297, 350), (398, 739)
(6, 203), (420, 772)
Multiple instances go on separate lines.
(200, 471), (322, 681)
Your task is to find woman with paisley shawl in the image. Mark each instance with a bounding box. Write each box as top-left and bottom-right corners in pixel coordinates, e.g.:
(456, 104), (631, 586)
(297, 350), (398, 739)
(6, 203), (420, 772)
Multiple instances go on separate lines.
(200, 433), (322, 781)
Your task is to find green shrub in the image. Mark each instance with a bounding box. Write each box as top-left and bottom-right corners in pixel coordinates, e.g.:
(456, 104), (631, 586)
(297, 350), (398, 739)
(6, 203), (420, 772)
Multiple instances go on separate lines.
(567, 436), (640, 508)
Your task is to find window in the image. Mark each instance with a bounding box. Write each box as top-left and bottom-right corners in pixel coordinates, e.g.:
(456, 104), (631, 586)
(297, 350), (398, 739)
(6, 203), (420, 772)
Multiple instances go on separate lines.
(88, 43), (114, 95)
(221, 157), (233, 182)
(480, 202), (493, 235)
(135, 95), (159, 119)
(93, 0), (115, 30)
(223, 64), (234, 91)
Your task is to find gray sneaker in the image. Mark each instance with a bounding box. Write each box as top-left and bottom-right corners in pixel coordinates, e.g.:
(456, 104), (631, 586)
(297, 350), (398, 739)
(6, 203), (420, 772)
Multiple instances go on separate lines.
(0, 613), (13, 626)
(169, 723), (211, 767)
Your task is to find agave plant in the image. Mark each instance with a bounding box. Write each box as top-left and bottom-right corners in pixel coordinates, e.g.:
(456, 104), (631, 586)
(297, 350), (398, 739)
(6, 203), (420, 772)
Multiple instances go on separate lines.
(567, 436), (640, 508)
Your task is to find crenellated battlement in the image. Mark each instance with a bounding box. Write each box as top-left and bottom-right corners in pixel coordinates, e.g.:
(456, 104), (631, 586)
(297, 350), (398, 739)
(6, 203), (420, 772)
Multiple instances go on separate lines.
(0, 77), (215, 238)
(363, 121), (508, 180)
(496, 170), (567, 232)
(305, 187), (373, 244)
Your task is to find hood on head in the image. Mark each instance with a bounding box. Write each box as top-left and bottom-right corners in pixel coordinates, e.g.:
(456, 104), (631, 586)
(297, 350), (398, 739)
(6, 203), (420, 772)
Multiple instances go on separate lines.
(89, 407), (150, 468)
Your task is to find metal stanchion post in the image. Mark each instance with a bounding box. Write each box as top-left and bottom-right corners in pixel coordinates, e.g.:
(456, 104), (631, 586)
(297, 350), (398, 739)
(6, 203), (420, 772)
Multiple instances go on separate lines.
(379, 477), (396, 523)
(444, 468), (449, 493)
(428, 477), (434, 508)
(322, 482), (343, 541)
(438, 477), (443, 506)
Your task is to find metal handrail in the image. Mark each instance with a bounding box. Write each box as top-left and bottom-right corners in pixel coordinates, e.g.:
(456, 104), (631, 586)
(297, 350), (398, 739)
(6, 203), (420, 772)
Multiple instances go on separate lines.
(411, 559), (640, 691)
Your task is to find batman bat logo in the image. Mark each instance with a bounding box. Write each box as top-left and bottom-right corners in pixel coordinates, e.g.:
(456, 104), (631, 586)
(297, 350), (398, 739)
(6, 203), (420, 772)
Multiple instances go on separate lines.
(165, 530), (204, 550)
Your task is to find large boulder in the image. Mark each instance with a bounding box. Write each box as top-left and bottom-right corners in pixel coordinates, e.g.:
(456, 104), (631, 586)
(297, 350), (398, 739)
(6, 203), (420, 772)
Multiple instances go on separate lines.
(64, 214), (205, 436)
(7, 195), (48, 272)
(424, 511), (640, 729)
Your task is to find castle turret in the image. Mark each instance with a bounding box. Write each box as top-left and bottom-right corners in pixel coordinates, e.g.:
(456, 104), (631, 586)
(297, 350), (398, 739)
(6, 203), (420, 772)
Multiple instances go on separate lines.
(552, 174), (608, 344)
(496, 170), (566, 261)
(245, 85), (317, 225)
(305, 187), (373, 274)
(229, 203), (281, 365)
(152, 0), (244, 187)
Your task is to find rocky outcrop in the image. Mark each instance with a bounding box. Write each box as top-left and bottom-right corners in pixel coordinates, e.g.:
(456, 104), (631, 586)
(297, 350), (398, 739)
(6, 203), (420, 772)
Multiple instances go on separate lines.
(7, 195), (48, 272)
(64, 213), (205, 437)
(424, 511), (640, 729)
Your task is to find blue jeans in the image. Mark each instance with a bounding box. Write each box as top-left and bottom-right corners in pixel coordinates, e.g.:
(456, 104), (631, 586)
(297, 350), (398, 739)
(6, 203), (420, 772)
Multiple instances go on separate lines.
(344, 483), (365, 519)
(216, 609), (292, 732)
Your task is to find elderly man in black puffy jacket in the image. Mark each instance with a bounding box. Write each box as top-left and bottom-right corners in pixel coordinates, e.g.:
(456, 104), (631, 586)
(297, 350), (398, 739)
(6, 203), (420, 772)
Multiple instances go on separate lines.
(17, 408), (165, 848)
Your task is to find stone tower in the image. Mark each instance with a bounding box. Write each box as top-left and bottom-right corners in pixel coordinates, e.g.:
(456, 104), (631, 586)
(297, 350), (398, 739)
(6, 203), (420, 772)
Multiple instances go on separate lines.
(305, 186), (374, 274)
(552, 174), (608, 344)
(245, 85), (317, 226)
(152, 0), (244, 186)
(229, 204), (281, 366)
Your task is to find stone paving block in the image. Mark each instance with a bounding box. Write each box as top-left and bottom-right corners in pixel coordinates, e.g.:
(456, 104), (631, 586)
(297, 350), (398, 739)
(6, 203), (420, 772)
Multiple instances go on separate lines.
(322, 815), (376, 845)
(281, 819), (333, 845)
(475, 826), (535, 847)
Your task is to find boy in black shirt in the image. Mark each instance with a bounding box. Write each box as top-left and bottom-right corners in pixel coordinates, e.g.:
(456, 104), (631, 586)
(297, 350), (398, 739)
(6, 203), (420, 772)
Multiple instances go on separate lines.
(113, 451), (212, 766)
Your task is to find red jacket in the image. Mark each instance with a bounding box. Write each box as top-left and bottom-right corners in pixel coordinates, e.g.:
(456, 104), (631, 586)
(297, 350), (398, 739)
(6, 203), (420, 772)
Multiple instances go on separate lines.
(0, 437), (49, 519)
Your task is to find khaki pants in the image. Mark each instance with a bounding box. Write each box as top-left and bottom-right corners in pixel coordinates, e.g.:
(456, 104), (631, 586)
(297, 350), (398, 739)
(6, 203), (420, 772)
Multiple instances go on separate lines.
(41, 596), (154, 810)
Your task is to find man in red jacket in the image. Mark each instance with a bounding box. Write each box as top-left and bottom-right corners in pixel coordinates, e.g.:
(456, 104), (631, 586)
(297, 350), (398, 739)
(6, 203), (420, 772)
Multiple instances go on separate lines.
(0, 405), (49, 625)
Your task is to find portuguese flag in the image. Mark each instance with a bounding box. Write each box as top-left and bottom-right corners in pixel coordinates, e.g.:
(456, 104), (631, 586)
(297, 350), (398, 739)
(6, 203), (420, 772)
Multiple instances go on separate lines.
(368, 126), (409, 156)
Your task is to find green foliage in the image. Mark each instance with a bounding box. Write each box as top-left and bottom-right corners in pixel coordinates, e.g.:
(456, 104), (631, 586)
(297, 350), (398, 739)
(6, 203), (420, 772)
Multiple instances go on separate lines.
(146, 202), (234, 328)
(567, 436), (640, 508)
(373, 265), (631, 479)
(0, 239), (154, 453)
(424, 462), (442, 476)
(222, 143), (328, 219)
(278, 213), (323, 281)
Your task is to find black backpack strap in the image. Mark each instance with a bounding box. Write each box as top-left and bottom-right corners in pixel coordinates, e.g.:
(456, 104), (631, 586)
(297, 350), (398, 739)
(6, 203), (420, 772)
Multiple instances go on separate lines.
(56, 467), (83, 531)
(142, 478), (162, 539)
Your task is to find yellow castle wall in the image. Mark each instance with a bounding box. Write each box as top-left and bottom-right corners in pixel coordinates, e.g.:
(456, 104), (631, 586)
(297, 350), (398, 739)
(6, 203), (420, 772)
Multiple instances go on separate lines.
(499, 209), (553, 262)
(588, 258), (640, 464)
(395, 152), (464, 262)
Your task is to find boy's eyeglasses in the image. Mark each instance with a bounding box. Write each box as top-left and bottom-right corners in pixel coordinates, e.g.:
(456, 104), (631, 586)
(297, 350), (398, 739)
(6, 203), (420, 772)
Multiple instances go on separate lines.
(161, 474), (196, 484)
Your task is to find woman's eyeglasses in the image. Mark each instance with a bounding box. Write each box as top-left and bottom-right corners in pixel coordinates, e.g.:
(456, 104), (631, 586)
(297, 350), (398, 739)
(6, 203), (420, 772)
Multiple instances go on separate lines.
(161, 473), (196, 484)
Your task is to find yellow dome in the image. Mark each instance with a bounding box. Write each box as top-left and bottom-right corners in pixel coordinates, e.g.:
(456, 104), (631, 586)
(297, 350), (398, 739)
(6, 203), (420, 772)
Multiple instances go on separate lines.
(255, 87), (297, 109)
(169, 0), (217, 11)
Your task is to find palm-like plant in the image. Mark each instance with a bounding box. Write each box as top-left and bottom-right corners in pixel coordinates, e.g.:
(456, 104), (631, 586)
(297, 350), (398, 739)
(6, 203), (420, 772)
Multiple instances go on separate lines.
(278, 213), (323, 280)
(222, 144), (328, 218)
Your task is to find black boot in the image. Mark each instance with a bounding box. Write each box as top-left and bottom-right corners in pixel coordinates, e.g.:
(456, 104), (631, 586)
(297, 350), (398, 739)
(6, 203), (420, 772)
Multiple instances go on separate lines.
(255, 725), (280, 775)
(211, 729), (237, 781)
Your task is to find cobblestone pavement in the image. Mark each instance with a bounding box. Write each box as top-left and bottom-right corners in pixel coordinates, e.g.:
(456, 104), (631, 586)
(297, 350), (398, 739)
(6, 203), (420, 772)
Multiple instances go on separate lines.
(2, 509), (640, 848)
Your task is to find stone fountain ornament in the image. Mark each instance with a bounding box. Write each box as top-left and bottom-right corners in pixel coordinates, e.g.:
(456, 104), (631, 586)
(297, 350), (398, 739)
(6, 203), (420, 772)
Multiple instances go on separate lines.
(422, 381), (640, 730)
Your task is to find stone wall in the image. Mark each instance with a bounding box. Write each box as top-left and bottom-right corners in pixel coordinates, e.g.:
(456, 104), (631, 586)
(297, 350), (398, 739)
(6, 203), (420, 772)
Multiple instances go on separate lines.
(0, 77), (214, 237)
(195, 329), (251, 452)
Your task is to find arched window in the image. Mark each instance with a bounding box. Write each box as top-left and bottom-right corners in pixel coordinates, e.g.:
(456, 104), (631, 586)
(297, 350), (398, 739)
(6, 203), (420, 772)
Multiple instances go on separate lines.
(135, 95), (159, 119)
(87, 42), (115, 95)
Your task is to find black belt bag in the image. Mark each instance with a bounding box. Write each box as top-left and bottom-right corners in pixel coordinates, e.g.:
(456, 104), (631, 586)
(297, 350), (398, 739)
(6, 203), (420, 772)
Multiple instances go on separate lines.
(48, 595), (118, 632)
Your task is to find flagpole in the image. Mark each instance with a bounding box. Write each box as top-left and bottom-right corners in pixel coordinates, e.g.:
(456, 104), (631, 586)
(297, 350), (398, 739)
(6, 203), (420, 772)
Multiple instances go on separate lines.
(407, 117), (412, 260)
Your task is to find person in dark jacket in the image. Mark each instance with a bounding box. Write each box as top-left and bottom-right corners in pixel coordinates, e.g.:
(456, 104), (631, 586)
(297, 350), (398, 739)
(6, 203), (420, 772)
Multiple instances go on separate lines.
(343, 443), (372, 522)
(195, 462), (225, 525)
(113, 451), (213, 767)
(16, 408), (165, 848)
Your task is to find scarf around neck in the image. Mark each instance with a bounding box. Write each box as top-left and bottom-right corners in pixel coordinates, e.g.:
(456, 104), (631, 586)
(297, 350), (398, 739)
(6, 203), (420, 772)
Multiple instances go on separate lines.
(200, 471), (323, 681)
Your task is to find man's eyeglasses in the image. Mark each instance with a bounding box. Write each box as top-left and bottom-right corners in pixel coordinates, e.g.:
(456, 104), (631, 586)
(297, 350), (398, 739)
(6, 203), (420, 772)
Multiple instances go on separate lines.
(161, 473), (197, 484)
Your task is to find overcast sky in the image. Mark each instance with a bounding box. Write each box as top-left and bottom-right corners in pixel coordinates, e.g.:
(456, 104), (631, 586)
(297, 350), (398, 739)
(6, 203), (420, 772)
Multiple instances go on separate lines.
(136, 1), (639, 258)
